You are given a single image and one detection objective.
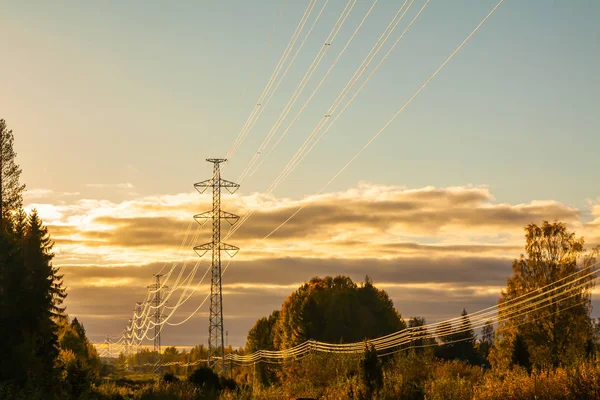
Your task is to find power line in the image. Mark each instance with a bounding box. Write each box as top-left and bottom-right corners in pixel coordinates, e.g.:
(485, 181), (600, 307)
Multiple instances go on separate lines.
(223, 0), (424, 241)
(111, 0), (505, 354)
(224, 0), (503, 252)
(227, 0), (320, 160)
(141, 262), (596, 366)
(238, 0), (358, 182)
(245, 0), (380, 179)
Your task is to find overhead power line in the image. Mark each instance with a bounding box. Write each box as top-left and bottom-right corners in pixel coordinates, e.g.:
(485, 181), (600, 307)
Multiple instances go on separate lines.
(238, 0), (358, 183)
(223, 0), (425, 242)
(111, 0), (506, 353)
(223, 0), (504, 253)
(133, 261), (595, 366)
(227, 0), (320, 160)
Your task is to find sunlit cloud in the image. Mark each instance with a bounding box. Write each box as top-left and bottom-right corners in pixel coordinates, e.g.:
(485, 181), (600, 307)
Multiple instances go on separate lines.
(26, 183), (600, 346)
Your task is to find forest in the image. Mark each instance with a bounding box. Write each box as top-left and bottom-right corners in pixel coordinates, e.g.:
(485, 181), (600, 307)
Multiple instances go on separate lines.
(2, 116), (600, 400)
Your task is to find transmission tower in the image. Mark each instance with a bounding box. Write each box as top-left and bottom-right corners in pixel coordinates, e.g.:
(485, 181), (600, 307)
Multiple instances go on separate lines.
(147, 274), (168, 354)
(194, 158), (240, 374)
(133, 302), (143, 370)
(105, 334), (111, 359)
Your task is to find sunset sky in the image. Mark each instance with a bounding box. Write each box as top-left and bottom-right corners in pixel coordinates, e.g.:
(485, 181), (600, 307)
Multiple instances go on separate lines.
(2, 0), (600, 347)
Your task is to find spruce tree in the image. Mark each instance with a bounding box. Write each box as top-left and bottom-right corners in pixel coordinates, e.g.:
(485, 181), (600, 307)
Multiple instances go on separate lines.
(511, 334), (531, 372)
(20, 210), (66, 394)
(453, 309), (479, 364)
(360, 342), (382, 398)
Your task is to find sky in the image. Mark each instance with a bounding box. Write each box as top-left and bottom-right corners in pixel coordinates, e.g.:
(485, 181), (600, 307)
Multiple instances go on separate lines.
(1, 0), (600, 348)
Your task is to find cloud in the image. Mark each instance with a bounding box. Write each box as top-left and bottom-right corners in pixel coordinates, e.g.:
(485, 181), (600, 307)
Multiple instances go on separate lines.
(25, 183), (598, 347)
(35, 184), (582, 267)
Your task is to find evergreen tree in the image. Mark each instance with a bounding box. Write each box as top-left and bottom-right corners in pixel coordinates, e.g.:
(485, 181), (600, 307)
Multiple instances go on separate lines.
(453, 309), (479, 364)
(478, 320), (494, 365)
(360, 342), (382, 398)
(434, 310), (478, 363)
(511, 334), (531, 372)
(0, 119), (26, 233)
(408, 316), (436, 354)
(22, 210), (66, 393)
(0, 208), (67, 397)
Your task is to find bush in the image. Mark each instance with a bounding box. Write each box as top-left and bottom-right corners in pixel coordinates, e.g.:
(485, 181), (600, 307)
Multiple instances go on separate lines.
(219, 376), (237, 391)
(133, 381), (201, 400)
(424, 376), (474, 400)
(188, 366), (220, 392)
(162, 372), (179, 383)
(91, 382), (135, 400)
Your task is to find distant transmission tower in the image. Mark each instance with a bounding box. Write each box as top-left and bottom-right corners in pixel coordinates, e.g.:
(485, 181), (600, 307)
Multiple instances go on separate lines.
(147, 274), (168, 354)
(105, 334), (111, 359)
(133, 302), (143, 369)
(194, 159), (239, 373)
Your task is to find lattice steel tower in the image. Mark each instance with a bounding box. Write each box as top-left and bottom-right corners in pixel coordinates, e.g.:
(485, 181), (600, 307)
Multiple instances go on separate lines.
(147, 274), (168, 354)
(194, 159), (239, 373)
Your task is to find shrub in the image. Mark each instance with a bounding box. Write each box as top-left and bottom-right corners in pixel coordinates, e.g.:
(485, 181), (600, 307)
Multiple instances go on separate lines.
(162, 372), (178, 383)
(424, 376), (474, 400)
(188, 366), (220, 392)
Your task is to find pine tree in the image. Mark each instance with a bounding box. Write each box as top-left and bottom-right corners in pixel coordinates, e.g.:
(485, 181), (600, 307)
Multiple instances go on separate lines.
(0, 119), (26, 233)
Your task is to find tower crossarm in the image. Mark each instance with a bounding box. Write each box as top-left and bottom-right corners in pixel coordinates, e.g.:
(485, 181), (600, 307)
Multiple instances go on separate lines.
(220, 243), (239, 258)
(193, 242), (239, 258)
(194, 178), (240, 194)
(194, 210), (239, 226)
(193, 242), (213, 257)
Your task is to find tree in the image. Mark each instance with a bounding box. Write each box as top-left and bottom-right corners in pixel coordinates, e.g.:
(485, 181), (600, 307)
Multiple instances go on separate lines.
(273, 276), (406, 349)
(24, 210), (67, 320)
(246, 310), (279, 353)
(360, 342), (382, 398)
(511, 334), (531, 372)
(246, 310), (280, 385)
(0, 119), (26, 233)
(0, 206), (67, 397)
(453, 309), (479, 364)
(491, 221), (597, 369)
(407, 316), (436, 354)
(434, 310), (478, 363)
(478, 320), (494, 364)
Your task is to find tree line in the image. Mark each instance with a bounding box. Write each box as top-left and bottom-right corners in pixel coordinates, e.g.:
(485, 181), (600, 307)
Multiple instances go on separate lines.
(240, 221), (600, 398)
